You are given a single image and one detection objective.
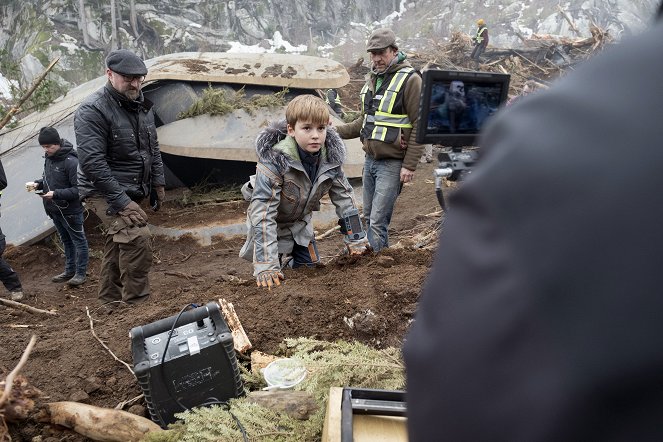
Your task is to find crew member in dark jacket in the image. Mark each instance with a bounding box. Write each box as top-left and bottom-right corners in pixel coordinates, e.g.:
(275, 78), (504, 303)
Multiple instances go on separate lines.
(0, 159), (23, 301)
(405, 4), (663, 440)
(74, 49), (165, 305)
(30, 127), (88, 286)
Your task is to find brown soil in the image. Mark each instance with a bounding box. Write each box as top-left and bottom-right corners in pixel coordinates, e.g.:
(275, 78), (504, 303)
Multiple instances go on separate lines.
(0, 160), (442, 441)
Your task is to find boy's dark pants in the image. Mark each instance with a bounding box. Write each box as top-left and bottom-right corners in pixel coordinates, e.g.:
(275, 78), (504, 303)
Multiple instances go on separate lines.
(85, 197), (152, 303)
(291, 239), (320, 268)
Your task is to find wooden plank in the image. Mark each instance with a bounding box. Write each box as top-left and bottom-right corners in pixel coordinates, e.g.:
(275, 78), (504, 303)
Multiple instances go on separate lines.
(322, 387), (343, 442)
(322, 387), (408, 442)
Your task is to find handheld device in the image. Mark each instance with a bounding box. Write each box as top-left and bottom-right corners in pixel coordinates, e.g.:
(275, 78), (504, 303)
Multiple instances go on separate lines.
(341, 208), (366, 241)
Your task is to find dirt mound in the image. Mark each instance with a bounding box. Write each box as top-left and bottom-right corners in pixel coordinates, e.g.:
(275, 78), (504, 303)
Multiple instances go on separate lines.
(0, 160), (441, 440)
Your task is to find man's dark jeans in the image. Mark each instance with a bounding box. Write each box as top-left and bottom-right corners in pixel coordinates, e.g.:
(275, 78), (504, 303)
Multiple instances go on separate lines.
(51, 211), (89, 277)
(0, 234), (22, 292)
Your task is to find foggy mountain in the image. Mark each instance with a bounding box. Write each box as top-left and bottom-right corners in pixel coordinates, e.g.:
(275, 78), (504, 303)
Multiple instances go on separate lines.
(0, 0), (659, 94)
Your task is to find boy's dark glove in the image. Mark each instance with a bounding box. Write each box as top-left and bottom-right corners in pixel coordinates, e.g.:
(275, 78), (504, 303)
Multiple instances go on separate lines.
(338, 218), (348, 234)
(119, 201), (148, 227)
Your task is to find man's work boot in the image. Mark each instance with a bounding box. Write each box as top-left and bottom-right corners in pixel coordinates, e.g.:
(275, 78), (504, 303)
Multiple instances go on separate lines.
(52, 272), (75, 283)
(67, 275), (87, 286)
(10, 290), (24, 301)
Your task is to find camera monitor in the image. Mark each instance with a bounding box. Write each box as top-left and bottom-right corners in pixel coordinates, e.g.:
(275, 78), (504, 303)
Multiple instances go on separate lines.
(416, 70), (510, 146)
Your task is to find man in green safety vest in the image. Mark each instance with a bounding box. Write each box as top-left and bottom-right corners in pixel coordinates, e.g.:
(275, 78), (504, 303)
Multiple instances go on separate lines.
(336, 28), (424, 252)
(470, 19), (489, 61)
(325, 89), (344, 117)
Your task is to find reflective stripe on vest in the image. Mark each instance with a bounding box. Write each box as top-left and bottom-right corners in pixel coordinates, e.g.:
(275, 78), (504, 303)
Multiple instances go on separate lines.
(476, 26), (487, 44)
(360, 67), (414, 142)
(325, 89), (341, 105)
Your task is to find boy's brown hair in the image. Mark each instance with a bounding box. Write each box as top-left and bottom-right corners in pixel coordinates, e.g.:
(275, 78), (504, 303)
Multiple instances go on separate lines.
(285, 94), (330, 127)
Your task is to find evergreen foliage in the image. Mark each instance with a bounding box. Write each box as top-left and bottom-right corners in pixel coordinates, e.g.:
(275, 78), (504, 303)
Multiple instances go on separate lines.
(142, 338), (405, 442)
(178, 86), (288, 120)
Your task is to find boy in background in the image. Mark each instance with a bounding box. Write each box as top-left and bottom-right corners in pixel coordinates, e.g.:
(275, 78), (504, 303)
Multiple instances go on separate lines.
(240, 95), (368, 289)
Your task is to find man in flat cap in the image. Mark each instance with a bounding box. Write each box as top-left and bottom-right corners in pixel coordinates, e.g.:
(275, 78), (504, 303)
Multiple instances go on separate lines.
(335, 28), (423, 252)
(74, 49), (165, 306)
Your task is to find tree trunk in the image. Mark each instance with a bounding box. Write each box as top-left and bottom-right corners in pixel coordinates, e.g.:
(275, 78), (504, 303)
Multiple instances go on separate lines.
(129, 0), (139, 38)
(116, 0), (123, 48)
(110, 0), (117, 50)
(78, 0), (90, 47)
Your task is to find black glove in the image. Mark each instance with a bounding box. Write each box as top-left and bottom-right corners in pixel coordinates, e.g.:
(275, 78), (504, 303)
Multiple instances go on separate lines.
(118, 200), (148, 227)
(338, 218), (348, 234)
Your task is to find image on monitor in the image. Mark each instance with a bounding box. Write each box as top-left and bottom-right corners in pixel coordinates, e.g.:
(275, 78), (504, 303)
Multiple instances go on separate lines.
(417, 70), (510, 146)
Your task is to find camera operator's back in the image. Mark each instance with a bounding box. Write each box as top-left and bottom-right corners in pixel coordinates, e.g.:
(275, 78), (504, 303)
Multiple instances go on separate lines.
(404, 8), (663, 442)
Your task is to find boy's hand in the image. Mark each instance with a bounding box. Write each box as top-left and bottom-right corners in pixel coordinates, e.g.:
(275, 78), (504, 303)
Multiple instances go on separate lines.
(256, 270), (285, 290)
(345, 238), (371, 256)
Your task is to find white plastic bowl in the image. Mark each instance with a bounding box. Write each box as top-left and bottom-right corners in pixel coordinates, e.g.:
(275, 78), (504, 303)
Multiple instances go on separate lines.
(262, 358), (307, 390)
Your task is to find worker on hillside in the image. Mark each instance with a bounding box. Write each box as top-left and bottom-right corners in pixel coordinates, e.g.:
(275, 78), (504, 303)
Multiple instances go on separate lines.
(470, 19), (489, 62)
(325, 89), (344, 118)
(0, 159), (24, 301)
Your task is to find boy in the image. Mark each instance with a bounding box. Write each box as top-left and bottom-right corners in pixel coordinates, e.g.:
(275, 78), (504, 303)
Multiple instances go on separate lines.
(240, 94), (368, 289)
(30, 127), (89, 286)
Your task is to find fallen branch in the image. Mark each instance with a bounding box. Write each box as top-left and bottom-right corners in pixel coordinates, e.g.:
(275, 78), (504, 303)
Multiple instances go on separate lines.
(0, 298), (57, 316)
(115, 394), (144, 410)
(0, 335), (37, 410)
(315, 224), (340, 240)
(42, 402), (163, 441)
(219, 299), (253, 354)
(164, 271), (193, 279)
(85, 307), (136, 379)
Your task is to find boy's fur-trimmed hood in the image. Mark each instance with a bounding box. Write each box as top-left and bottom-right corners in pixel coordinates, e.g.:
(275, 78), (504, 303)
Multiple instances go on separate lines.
(255, 119), (346, 173)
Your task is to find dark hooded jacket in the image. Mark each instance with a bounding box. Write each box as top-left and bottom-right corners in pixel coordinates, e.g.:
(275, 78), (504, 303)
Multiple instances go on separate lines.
(74, 82), (165, 214)
(239, 120), (358, 275)
(35, 139), (83, 216)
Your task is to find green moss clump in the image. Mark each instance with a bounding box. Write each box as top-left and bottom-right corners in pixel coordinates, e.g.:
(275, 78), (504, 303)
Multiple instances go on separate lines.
(178, 86), (288, 120)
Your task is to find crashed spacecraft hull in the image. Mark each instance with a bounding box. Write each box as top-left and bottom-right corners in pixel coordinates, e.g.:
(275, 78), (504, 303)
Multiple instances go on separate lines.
(0, 52), (359, 245)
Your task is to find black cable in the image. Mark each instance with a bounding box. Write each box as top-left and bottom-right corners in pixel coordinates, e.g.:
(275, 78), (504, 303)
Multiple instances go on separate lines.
(197, 398), (249, 442)
(160, 303), (197, 412)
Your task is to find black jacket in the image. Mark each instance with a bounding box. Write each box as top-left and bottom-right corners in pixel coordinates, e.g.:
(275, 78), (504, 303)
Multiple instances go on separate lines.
(35, 139), (83, 216)
(74, 82), (165, 214)
(404, 19), (663, 441)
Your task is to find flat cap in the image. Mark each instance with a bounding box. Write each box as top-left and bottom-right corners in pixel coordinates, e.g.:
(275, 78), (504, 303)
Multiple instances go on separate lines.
(366, 28), (397, 52)
(105, 49), (147, 76)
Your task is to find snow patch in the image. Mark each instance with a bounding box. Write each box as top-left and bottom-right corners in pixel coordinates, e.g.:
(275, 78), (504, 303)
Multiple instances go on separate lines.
(226, 31), (307, 54)
(0, 73), (15, 100)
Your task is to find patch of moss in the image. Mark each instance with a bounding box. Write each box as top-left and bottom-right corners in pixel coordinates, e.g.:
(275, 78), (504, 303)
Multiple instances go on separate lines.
(178, 86), (288, 120)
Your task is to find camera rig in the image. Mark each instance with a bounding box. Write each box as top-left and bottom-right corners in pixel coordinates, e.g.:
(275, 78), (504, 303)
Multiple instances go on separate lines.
(433, 147), (478, 210)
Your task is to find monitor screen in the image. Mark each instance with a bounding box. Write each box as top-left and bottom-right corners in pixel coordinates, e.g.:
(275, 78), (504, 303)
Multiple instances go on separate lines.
(416, 70), (510, 146)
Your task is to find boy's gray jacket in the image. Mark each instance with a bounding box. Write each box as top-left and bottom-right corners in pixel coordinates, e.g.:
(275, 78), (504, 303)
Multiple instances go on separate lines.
(239, 120), (358, 275)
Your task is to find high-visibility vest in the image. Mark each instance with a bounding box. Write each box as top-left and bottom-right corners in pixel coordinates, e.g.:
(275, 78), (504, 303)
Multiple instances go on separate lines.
(475, 26), (487, 44)
(359, 66), (414, 144)
(325, 89), (341, 105)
